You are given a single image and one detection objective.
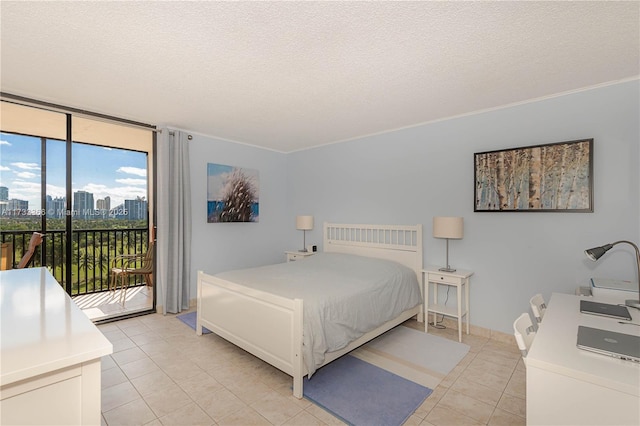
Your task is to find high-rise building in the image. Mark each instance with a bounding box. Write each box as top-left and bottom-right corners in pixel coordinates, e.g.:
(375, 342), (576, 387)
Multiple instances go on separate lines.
(7, 199), (28, 215)
(73, 190), (94, 219)
(0, 186), (8, 215)
(46, 195), (53, 216)
(96, 196), (111, 211)
(124, 197), (148, 220)
(95, 196), (111, 219)
(46, 195), (66, 218)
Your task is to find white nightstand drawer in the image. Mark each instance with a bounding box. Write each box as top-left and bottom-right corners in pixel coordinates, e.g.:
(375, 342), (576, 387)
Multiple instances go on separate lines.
(285, 251), (315, 262)
(428, 273), (459, 285)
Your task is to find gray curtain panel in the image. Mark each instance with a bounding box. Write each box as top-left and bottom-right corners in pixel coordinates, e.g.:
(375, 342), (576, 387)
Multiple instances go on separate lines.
(157, 129), (192, 314)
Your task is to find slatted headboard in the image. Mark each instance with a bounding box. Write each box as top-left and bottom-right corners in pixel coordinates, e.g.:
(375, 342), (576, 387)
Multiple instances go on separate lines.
(323, 222), (423, 280)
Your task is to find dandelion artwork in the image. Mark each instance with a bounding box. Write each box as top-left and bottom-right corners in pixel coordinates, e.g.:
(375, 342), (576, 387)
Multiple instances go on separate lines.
(474, 139), (593, 212)
(207, 163), (259, 223)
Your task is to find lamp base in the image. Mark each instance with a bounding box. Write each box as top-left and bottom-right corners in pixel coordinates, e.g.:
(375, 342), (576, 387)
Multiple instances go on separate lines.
(298, 249), (308, 252)
(438, 266), (457, 273)
(625, 299), (640, 310)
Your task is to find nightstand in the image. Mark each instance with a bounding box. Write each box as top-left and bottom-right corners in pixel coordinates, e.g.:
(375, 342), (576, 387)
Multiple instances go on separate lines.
(423, 267), (474, 342)
(285, 251), (315, 262)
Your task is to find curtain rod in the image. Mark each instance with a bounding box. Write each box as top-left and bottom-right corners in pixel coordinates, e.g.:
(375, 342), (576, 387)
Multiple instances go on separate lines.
(167, 130), (193, 140)
(0, 92), (160, 133)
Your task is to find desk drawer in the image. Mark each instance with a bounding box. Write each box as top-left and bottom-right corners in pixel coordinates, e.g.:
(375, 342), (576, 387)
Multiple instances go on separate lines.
(428, 273), (459, 285)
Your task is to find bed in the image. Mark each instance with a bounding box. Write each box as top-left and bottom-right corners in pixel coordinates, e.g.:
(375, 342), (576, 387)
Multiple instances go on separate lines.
(196, 222), (423, 398)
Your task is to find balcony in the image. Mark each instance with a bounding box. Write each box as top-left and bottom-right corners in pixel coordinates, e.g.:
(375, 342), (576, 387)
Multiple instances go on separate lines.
(1, 228), (154, 321)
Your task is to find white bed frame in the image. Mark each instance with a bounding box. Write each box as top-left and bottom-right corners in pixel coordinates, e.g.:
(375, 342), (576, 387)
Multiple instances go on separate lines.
(196, 222), (423, 398)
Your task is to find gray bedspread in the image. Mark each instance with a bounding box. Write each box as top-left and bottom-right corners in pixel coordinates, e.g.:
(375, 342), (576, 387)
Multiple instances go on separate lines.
(215, 252), (422, 376)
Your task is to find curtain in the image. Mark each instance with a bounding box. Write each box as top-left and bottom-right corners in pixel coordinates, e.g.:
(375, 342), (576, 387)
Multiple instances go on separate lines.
(157, 129), (191, 314)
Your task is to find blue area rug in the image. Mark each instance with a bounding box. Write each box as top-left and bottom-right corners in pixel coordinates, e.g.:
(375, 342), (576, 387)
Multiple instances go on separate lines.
(304, 354), (432, 426)
(176, 311), (211, 334)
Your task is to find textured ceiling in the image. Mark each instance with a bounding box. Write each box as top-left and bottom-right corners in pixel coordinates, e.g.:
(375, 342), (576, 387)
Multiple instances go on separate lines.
(1, 1), (638, 152)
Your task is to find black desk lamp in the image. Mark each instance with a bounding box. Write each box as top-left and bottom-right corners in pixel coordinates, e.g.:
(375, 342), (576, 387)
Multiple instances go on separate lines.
(585, 240), (640, 309)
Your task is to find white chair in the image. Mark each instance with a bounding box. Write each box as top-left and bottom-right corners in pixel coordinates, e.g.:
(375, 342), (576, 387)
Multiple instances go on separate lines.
(513, 312), (536, 361)
(530, 293), (547, 324)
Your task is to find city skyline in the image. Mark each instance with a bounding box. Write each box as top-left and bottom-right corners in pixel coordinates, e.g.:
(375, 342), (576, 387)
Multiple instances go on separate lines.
(1, 186), (148, 220)
(0, 131), (148, 211)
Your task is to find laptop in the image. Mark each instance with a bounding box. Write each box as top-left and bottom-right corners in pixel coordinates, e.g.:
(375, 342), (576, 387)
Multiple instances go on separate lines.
(579, 300), (632, 321)
(577, 326), (640, 363)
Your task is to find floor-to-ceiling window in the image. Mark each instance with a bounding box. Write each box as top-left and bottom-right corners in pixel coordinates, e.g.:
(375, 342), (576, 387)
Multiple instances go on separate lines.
(0, 98), (156, 322)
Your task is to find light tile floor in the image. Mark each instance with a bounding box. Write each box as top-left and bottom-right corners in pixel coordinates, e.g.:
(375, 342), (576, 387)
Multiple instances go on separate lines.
(99, 312), (525, 425)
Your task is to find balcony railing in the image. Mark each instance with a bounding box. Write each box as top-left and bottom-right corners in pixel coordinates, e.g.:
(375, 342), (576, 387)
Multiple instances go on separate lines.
(1, 228), (149, 296)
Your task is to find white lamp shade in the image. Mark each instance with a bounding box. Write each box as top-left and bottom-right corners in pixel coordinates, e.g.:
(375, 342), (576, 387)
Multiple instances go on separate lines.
(296, 215), (314, 231)
(433, 216), (464, 239)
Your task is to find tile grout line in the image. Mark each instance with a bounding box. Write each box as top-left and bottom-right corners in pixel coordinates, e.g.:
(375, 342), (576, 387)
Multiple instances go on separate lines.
(100, 316), (524, 426)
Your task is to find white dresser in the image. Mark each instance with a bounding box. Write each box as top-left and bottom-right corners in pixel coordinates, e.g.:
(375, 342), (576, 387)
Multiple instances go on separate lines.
(0, 268), (113, 425)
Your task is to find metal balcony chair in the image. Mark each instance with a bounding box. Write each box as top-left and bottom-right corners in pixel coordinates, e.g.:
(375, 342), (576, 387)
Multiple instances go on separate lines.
(109, 242), (154, 305)
(17, 232), (44, 269)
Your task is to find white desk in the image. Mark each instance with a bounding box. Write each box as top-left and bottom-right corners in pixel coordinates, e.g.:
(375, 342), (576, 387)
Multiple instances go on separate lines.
(0, 268), (113, 425)
(526, 292), (640, 426)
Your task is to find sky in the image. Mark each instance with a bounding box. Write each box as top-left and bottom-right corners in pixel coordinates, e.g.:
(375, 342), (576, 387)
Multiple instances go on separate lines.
(0, 132), (148, 211)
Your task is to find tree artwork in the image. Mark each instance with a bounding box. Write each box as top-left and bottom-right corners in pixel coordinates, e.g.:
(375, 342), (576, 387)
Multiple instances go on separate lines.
(474, 139), (593, 212)
(207, 163), (260, 223)
(218, 169), (257, 222)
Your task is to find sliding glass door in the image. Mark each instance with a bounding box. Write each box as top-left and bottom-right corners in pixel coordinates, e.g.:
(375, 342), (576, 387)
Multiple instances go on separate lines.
(0, 99), (156, 321)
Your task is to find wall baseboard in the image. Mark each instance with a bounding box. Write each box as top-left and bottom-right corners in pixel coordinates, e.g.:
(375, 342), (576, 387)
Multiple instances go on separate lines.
(434, 316), (515, 346)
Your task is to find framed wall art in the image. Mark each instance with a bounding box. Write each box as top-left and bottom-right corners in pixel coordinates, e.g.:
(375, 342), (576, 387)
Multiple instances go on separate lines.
(474, 138), (593, 212)
(207, 163), (260, 222)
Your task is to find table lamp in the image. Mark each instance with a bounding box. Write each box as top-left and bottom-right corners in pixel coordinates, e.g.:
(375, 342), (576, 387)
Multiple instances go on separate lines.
(433, 216), (464, 272)
(296, 215), (314, 252)
(584, 240), (640, 309)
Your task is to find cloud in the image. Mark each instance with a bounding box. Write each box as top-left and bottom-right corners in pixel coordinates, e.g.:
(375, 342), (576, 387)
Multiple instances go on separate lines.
(0, 140), (11, 146)
(15, 171), (37, 179)
(45, 183), (66, 199)
(115, 178), (147, 186)
(82, 183), (109, 192)
(8, 180), (40, 202)
(117, 166), (146, 177)
(79, 183), (147, 208)
(12, 162), (40, 171)
(0, 165), (10, 171)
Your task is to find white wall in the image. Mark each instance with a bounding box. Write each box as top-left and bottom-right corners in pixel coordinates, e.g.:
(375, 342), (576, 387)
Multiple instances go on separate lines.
(287, 80), (640, 334)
